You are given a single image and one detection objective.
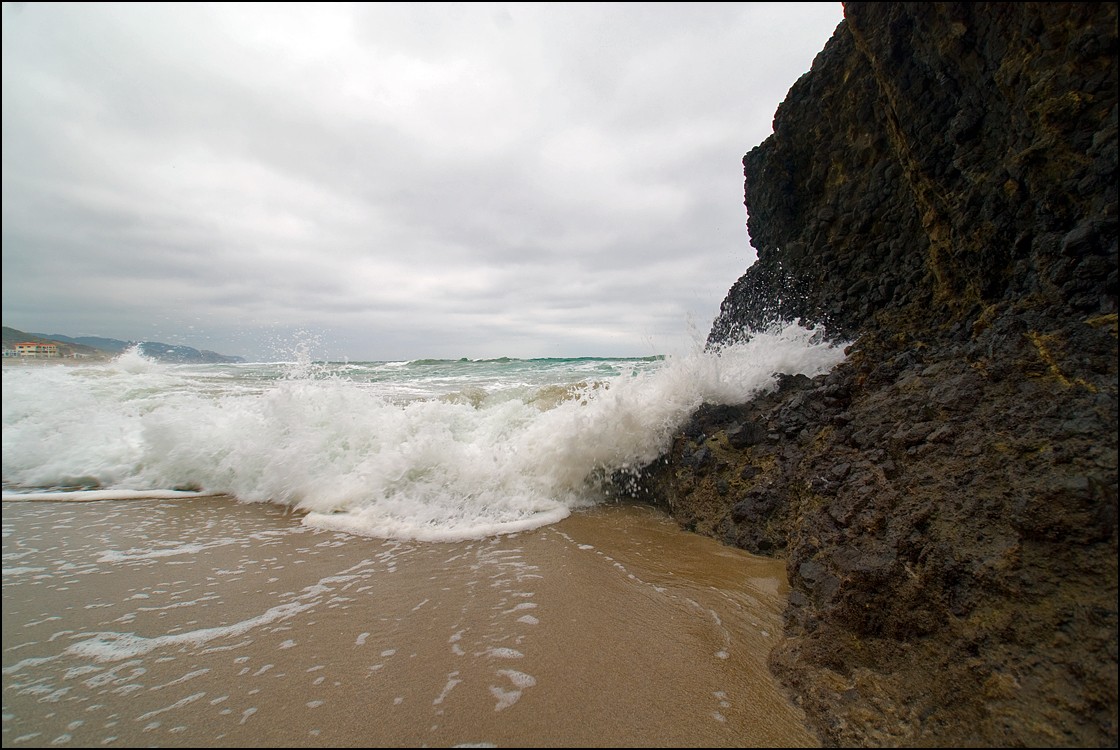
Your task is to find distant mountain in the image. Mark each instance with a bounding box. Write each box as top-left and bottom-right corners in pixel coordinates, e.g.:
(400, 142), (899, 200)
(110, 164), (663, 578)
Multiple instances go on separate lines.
(36, 334), (133, 353)
(3, 327), (244, 364)
(129, 341), (246, 364)
(2, 327), (108, 360)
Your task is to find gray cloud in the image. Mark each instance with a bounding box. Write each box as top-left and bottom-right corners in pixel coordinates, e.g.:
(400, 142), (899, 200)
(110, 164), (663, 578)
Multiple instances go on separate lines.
(2, 2), (843, 361)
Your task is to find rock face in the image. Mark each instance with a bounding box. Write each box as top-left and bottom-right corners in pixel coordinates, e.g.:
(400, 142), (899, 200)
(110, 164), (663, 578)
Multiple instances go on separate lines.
(634, 3), (1117, 746)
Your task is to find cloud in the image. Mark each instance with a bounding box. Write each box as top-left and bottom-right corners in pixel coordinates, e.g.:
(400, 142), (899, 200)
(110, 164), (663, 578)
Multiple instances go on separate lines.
(2, 2), (844, 361)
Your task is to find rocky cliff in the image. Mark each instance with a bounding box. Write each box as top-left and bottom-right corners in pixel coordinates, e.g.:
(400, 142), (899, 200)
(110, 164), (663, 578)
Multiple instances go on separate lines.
(635, 3), (1117, 746)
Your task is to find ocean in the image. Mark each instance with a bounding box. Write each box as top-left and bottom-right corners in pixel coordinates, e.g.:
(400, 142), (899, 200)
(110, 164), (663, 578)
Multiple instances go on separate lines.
(2, 326), (845, 747)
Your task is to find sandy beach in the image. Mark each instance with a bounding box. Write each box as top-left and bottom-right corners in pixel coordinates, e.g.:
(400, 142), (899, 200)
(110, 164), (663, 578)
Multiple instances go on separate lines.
(2, 496), (816, 748)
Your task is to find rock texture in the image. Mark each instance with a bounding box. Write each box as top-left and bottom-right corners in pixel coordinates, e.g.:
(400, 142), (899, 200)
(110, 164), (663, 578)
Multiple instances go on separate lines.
(632, 3), (1117, 746)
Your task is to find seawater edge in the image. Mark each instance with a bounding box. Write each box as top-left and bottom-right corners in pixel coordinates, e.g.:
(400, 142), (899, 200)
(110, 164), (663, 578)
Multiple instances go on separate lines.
(1, 495), (818, 748)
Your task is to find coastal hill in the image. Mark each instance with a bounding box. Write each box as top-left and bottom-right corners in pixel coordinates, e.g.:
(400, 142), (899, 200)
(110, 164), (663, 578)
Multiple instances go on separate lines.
(634, 3), (1116, 747)
(2, 326), (245, 364)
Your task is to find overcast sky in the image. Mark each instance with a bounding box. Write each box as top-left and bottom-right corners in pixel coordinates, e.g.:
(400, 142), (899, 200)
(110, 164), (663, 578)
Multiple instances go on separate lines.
(2, 2), (843, 361)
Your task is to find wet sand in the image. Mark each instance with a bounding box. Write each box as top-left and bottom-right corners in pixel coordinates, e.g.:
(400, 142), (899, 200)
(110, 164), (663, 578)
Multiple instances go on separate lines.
(2, 496), (817, 747)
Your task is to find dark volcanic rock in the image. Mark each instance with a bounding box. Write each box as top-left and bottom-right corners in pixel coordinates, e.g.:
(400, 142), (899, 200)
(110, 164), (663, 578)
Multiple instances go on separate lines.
(710, 3), (1118, 348)
(633, 3), (1118, 747)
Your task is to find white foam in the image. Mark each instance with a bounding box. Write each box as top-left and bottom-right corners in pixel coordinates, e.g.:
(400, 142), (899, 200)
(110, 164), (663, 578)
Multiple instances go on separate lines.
(2, 655), (63, 675)
(486, 648), (523, 659)
(64, 601), (312, 662)
(433, 672), (462, 705)
(3, 566), (46, 576)
(2, 328), (846, 542)
(489, 669), (536, 711)
(97, 539), (237, 563)
(135, 692), (206, 722)
(150, 668), (210, 690)
(1, 490), (219, 502)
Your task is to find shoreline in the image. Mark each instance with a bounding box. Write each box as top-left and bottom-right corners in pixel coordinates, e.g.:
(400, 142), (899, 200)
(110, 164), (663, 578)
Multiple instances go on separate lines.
(2, 496), (817, 748)
(3, 356), (113, 368)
